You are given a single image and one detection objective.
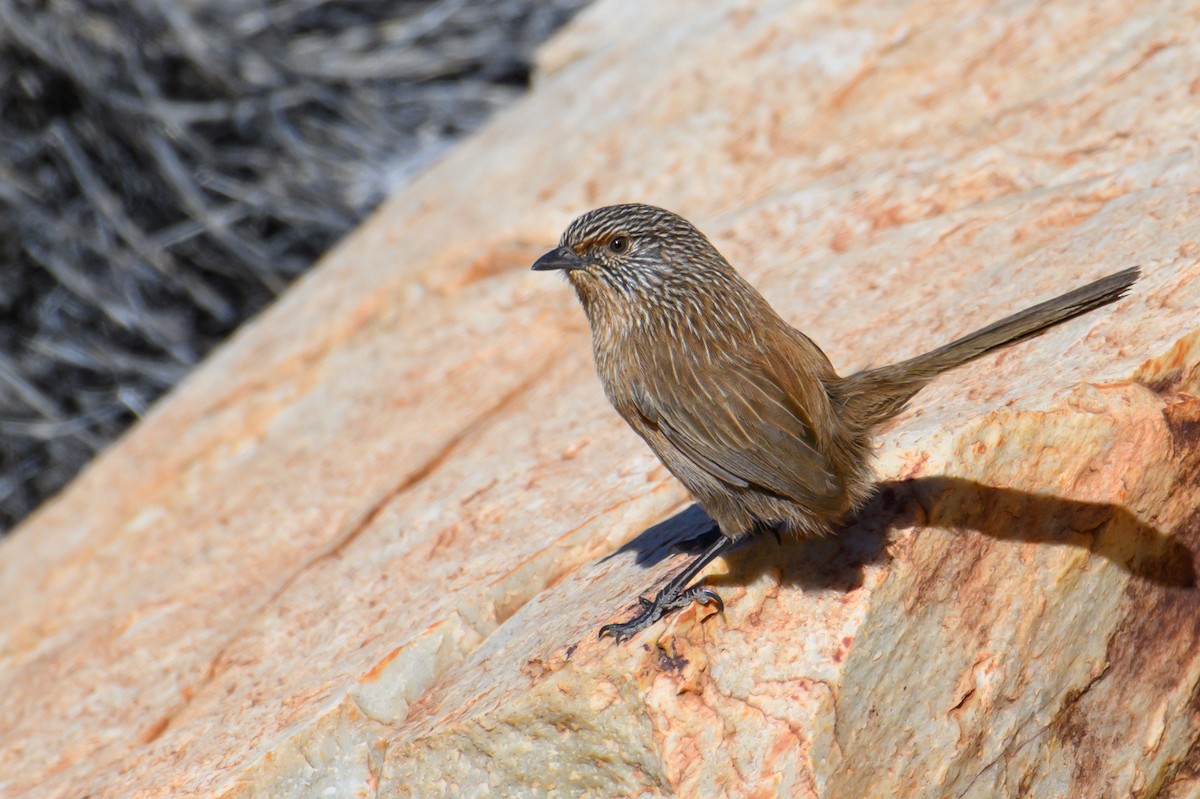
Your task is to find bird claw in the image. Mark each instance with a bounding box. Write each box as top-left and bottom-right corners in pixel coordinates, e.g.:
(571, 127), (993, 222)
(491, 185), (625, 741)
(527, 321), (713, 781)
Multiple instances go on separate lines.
(689, 586), (724, 614)
(598, 582), (724, 643)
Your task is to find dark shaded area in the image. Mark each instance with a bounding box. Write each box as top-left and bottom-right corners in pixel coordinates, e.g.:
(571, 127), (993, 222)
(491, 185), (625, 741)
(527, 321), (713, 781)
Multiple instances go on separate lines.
(607, 477), (1196, 600)
(600, 503), (722, 566)
(903, 476), (1196, 590)
(0, 0), (590, 534)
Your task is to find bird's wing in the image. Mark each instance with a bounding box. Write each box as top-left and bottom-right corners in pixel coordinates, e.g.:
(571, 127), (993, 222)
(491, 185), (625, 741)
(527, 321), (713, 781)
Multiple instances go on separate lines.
(632, 347), (843, 510)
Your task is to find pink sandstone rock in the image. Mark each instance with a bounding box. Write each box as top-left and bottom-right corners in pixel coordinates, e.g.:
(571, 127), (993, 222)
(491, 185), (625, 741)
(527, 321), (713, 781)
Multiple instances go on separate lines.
(2, 0), (1200, 796)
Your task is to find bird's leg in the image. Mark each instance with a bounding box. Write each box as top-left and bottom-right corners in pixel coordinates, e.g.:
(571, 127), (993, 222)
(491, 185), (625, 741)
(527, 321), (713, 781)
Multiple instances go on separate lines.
(599, 533), (733, 642)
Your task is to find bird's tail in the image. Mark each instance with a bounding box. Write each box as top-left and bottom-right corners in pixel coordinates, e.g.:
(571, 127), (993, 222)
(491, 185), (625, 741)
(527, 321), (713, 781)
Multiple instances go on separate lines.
(831, 266), (1140, 428)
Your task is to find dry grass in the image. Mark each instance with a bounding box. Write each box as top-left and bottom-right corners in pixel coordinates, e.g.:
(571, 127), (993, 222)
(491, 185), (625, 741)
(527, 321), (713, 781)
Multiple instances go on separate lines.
(0, 0), (589, 533)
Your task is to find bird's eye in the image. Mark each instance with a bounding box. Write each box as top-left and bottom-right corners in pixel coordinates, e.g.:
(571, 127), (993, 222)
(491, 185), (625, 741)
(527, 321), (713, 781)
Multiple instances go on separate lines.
(608, 236), (629, 254)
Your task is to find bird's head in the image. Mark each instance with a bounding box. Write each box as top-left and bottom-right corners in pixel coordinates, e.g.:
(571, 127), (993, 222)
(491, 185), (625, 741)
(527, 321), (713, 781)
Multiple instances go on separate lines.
(531, 204), (736, 314)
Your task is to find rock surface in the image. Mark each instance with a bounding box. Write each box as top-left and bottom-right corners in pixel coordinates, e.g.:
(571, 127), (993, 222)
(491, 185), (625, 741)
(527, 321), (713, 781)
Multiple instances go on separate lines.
(3, 0), (1200, 796)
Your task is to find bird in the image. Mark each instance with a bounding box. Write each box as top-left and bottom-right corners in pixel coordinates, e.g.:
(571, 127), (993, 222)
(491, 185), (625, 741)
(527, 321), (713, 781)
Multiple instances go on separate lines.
(531, 203), (1139, 642)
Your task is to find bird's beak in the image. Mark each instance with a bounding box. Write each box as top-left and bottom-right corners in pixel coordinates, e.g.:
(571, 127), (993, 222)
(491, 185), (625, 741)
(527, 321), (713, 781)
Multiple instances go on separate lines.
(531, 246), (587, 272)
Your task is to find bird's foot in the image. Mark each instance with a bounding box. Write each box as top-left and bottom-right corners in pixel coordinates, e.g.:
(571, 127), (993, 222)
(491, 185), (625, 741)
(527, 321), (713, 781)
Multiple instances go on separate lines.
(598, 583), (723, 643)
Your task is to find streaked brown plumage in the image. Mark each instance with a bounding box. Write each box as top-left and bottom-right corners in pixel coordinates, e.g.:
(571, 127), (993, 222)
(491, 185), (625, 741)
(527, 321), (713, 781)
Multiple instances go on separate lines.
(532, 203), (1139, 641)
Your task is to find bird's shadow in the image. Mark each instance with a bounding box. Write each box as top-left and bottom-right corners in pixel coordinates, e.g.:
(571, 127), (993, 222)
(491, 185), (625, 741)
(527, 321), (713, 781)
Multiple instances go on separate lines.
(604, 477), (1197, 593)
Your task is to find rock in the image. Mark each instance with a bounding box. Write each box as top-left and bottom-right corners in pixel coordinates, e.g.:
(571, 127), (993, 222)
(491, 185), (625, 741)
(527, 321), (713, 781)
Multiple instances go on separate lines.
(3, 0), (1200, 796)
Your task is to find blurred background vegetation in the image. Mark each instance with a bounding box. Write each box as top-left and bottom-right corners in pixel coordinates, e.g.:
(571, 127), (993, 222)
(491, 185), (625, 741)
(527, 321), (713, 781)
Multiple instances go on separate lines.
(0, 0), (590, 534)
